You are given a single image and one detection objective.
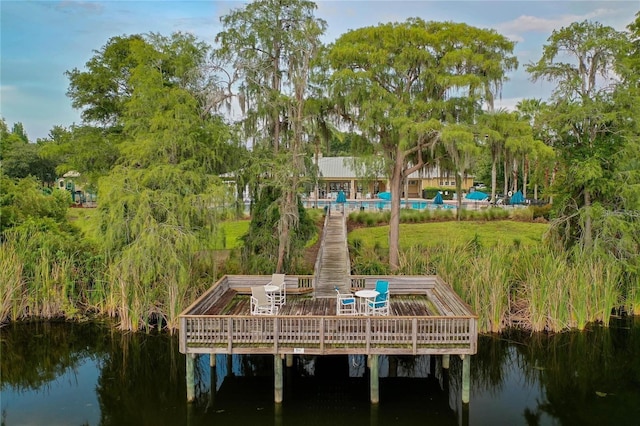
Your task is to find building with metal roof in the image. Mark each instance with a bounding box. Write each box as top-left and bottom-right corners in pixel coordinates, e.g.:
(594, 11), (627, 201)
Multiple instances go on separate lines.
(313, 155), (473, 200)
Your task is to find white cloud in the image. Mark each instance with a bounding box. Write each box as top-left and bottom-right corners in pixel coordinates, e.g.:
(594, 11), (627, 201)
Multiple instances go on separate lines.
(0, 85), (18, 95)
(497, 7), (617, 41)
(492, 97), (522, 112)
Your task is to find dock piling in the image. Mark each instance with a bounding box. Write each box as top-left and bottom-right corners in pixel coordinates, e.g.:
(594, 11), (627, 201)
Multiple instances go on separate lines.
(461, 354), (470, 404)
(186, 353), (196, 403)
(369, 354), (379, 404)
(274, 354), (283, 403)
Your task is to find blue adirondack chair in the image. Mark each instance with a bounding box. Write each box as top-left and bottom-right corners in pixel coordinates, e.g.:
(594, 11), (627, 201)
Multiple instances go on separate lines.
(368, 280), (390, 315)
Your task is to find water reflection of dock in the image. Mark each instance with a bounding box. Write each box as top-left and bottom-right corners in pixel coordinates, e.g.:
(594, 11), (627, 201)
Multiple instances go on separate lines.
(200, 353), (466, 426)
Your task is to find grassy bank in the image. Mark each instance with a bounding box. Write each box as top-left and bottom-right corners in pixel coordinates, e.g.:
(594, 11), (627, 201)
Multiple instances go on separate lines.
(4, 205), (633, 335)
(349, 220), (548, 250)
(348, 219), (629, 333)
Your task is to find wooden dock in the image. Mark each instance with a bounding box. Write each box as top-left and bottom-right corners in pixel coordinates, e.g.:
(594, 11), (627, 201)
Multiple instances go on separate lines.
(181, 275), (476, 355)
(314, 209), (350, 297)
(178, 211), (478, 405)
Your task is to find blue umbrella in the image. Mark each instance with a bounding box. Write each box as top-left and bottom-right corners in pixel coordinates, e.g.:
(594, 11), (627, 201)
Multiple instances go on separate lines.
(510, 190), (525, 205)
(466, 191), (488, 201)
(378, 191), (391, 200)
(336, 190), (347, 203)
(433, 192), (444, 205)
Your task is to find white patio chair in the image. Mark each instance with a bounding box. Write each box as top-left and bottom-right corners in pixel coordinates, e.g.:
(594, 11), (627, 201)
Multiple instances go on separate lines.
(251, 286), (277, 315)
(335, 287), (357, 315)
(367, 290), (389, 315)
(267, 273), (286, 307)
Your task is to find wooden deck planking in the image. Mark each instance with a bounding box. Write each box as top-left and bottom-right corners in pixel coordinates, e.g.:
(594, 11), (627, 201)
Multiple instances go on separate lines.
(203, 291), (439, 317)
(315, 210), (350, 297)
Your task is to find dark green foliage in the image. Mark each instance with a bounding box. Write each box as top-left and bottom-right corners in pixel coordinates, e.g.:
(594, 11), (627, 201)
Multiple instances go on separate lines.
(421, 187), (455, 199)
(0, 175), (70, 233)
(65, 34), (147, 125)
(1, 119), (58, 182)
(241, 186), (315, 274)
(348, 207), (515, 227)
(1, 142), (57, 183)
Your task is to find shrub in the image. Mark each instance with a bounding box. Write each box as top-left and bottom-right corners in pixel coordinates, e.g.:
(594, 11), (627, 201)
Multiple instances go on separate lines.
(432, 209), (454, 221)
(510, 207), (534, 222)
(349, 238), (363, 254)
(532, 204), (552, 220)
(485, 207), (509, 220)
(350, 247), (389, 275)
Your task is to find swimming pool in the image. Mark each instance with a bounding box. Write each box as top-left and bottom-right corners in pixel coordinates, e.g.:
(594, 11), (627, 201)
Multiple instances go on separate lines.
(303, 199), (456, 211)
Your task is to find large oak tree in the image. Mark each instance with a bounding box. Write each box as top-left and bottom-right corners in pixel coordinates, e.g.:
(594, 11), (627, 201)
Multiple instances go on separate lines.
(327, 18), (517, 269)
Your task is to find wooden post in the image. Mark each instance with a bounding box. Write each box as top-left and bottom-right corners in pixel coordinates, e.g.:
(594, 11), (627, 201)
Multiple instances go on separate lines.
(461, 354), (470, 404)
(369, 354), (379, 404)
(274, 354), (284, 403)
(210, 353), (216, 367)
(442, 354), (450, 369)
(286, 354), (293, 368)
(186, 353), (196, 403)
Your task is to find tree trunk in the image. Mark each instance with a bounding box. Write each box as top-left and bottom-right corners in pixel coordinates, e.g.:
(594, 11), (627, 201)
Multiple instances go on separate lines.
(512, 158), (518, 193)
(503, 158), (509, 197)
(491, 158), (497, 203)
(550, 164), (557, 204)
(523, 156), (528, 198)
(271, 27), (281, 152)
(455, 173), (463, 220)
(388, 155), (403, 271)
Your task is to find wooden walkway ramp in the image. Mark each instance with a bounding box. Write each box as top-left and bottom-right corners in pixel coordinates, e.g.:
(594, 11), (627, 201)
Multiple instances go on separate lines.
(314, 209), (350, 298)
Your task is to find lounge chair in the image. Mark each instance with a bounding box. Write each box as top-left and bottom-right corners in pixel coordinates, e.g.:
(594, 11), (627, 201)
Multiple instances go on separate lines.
(267, 273), (286, 307)
(251, 286), (277, 315)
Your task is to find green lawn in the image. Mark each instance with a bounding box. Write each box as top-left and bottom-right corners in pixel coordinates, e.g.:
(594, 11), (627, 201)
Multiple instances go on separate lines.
(214, 220), (250, 249)
(67, 208), (251, 250)
(69, 207), (546, 252)
(67, 207), (100, 244)
(348, 220), (549, 249)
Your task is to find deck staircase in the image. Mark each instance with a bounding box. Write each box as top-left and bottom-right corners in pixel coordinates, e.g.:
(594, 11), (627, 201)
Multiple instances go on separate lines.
(314, 208), (351, 298)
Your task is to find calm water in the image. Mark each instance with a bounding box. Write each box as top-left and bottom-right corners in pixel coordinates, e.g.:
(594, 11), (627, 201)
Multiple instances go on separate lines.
(1, 318), (639, 426)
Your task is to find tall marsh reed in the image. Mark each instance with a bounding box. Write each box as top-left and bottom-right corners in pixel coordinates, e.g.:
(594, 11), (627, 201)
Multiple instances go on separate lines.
(0, 243), (26, 323)
(1, 222), (90, 322)
(352, 233), (626, 333)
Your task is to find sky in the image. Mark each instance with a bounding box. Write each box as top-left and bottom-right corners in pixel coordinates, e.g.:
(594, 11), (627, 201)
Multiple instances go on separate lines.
(1, 0), (638, 141)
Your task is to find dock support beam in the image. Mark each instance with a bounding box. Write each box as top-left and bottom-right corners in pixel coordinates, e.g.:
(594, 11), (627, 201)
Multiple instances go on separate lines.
(369, 354), (379, 404)
(286, 354), (293, 368)
(274, 354), (283, 403)
(442, 354), (450, 369)
(461, 354), (470, 404)
(186, 353), (196, 403)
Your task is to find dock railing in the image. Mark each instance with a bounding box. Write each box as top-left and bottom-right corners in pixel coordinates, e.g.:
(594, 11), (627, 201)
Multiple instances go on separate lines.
(179, 275), (477, 357)
(180, 314), (477, 356)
